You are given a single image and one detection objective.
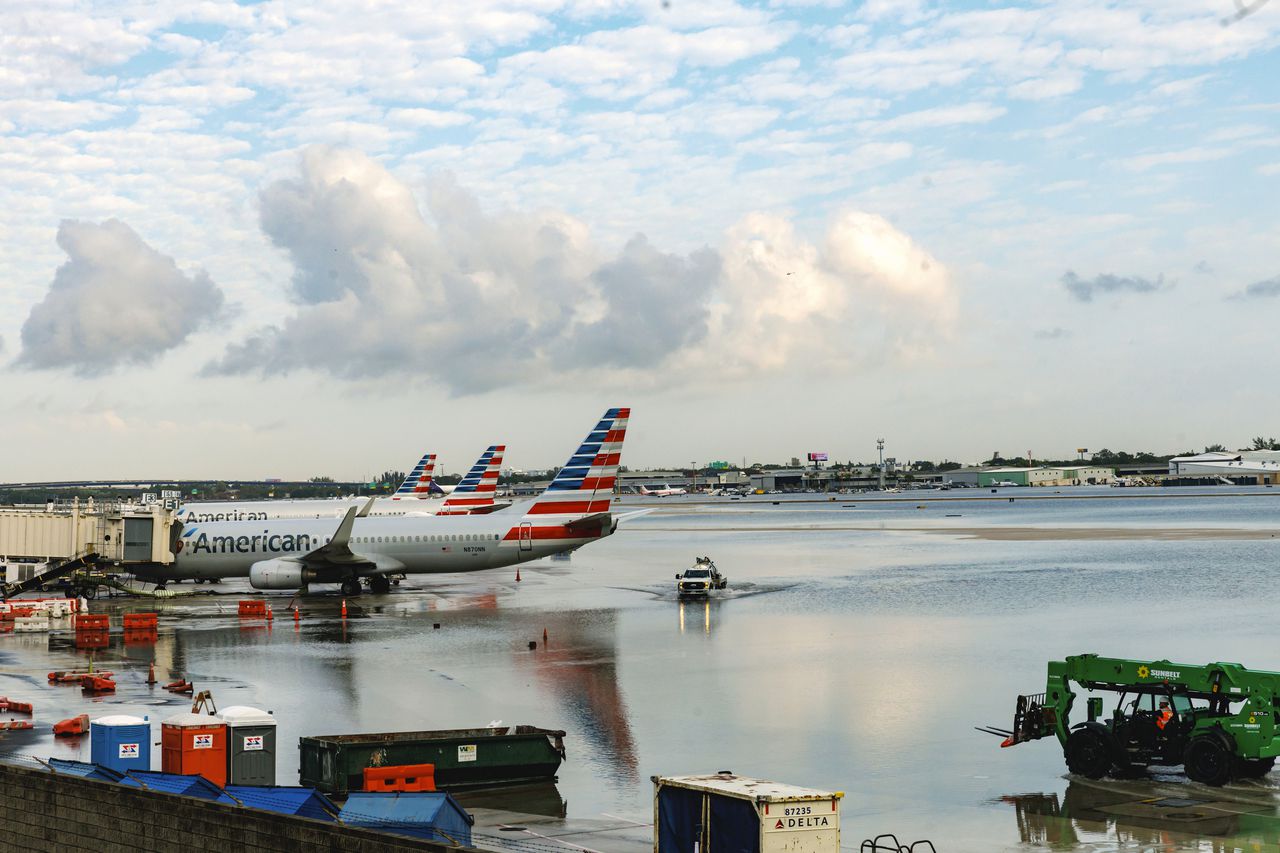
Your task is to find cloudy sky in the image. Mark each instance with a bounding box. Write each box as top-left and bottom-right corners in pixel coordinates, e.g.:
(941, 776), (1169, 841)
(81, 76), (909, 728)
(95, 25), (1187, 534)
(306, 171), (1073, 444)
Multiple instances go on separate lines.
(3, 0), (1279, 480)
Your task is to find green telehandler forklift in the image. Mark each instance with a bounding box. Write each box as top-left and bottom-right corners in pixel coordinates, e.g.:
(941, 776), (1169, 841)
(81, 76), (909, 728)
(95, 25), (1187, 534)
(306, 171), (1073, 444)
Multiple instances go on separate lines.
(980, 653), (1280, 786)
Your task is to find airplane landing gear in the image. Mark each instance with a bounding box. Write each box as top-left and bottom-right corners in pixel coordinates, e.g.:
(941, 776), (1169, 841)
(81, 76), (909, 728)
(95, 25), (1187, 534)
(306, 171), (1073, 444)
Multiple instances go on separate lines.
(340, 578), (362, 597)
(369, 575), (391, 594)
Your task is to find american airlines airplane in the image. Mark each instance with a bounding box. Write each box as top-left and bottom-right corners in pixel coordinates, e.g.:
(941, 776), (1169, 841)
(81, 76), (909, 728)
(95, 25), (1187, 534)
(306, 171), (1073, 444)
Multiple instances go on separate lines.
(175, 446), (507, 522)
(146, 409), (629, 595)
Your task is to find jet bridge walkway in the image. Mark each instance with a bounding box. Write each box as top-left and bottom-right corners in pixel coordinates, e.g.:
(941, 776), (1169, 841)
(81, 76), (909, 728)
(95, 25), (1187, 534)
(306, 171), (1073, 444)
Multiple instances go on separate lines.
(1, 500), (177, 597)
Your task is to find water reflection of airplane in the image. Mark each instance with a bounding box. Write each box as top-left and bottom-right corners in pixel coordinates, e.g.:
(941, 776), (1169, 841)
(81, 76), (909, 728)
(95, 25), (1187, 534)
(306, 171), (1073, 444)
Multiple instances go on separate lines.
(1002, 780), (1280, 847)
(520, 609), (640, 785)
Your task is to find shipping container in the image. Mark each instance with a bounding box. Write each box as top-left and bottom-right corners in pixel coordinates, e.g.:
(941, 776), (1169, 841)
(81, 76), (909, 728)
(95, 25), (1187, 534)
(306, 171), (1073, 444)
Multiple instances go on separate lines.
(299, 725), (566, 795)
(653, 773), (842, 853)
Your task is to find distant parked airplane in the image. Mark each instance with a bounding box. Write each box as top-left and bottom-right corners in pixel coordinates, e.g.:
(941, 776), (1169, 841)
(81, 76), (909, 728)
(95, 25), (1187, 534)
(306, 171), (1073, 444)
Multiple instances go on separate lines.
(176, 446), (507, 521)
(638, 483), (687, 497)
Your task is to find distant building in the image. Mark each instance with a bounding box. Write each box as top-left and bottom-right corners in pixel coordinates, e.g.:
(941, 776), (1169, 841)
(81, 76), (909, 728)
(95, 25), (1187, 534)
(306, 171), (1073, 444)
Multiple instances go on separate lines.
(945, 466), (1114, 487)
(1168, 451), (1280, 483)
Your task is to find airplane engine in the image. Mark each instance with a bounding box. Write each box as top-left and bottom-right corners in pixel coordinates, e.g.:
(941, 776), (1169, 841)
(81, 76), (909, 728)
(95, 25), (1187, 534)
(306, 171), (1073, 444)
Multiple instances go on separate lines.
(248, 559), (315, 590)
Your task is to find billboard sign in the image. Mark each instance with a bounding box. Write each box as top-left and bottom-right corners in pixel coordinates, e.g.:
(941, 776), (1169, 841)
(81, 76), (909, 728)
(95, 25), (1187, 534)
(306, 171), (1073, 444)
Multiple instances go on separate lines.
(807, 452), (828, 462)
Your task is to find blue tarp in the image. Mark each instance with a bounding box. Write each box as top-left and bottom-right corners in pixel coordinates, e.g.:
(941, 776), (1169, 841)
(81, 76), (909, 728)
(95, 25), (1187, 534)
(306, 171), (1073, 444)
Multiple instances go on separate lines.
(225, 785), (337, 821)
(658, 786), (704, 852)
(709, 794), (759, 853)
(340, 792), (473, 847)
(48, 758), (126, 783)
(117, 769), (235, 802)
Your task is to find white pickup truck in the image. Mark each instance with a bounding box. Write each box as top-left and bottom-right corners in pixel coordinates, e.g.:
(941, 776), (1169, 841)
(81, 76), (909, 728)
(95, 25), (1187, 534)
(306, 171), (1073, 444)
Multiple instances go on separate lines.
(676, 557), (728, 597)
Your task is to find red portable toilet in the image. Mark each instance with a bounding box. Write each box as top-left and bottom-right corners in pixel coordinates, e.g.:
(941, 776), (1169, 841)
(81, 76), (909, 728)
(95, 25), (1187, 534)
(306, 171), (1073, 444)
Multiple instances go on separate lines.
(161, 712), (228, 787)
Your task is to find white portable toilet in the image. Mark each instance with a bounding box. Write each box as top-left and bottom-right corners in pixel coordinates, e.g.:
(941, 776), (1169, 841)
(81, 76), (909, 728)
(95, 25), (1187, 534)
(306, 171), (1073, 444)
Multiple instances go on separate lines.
(653, 772), (842, 853)
(221, 705), (277, 786)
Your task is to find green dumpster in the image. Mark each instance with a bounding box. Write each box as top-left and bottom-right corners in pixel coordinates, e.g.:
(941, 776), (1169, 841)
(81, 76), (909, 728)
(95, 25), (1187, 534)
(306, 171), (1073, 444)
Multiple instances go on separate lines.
(299, 725), (567, 795)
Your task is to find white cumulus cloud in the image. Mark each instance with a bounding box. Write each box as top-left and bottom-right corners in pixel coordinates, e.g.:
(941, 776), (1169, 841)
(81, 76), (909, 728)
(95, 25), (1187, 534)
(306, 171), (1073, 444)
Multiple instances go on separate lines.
(18, 219), (226, 376)
(208, 147), (955, 394)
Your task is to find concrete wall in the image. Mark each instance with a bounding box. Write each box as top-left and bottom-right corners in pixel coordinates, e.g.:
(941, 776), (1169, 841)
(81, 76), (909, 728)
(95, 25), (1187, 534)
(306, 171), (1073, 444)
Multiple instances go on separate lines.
(0, 761), (470, 852)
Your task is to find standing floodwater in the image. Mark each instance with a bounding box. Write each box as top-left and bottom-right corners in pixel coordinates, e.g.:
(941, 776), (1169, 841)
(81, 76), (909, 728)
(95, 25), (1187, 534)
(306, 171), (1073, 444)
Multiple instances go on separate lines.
(3, 486), (1280, 851)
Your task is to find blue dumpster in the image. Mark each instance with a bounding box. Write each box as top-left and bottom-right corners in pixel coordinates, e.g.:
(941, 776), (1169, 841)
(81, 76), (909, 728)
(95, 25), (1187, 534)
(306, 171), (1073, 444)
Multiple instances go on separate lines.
(90, 715), (151, 773)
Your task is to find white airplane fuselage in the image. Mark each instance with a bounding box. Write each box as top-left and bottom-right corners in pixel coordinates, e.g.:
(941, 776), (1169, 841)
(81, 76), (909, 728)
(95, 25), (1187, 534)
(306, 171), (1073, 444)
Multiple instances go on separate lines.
(177, 496), (444, 523)
(160, 512), (609, 581)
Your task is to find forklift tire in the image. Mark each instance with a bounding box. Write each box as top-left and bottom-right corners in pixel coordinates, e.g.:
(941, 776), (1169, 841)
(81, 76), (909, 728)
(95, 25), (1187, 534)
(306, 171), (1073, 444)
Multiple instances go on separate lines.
(1065, 726), (1113, 779)
(1185, 735), (1234, 786)
(1238, 757), (1275, 779)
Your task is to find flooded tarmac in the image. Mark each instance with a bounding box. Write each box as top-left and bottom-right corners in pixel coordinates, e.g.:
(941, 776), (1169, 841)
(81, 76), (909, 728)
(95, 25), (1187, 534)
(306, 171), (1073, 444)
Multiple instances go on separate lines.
(3, 486), (1280, 851)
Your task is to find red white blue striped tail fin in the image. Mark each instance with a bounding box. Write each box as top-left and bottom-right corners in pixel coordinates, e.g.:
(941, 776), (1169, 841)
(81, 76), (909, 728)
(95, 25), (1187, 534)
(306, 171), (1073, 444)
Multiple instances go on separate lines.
(392, 452), (437, 499)
(437, 445), (505, 515)
(523, 407), (629, 519)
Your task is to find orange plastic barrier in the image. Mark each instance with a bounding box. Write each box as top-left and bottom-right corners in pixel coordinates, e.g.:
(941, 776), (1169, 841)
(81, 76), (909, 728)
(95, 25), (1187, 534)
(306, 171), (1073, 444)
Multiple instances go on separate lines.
(0, 721), (33, 731)
(123, 613), (158, 628)
(238, 601), (268, 617)
(76, 614), (109, 630)
(53, 714), (90, 736)
(81, 676), (116, 693)
(48, 670), (114, 683)
(0, 698), (33, 714)
(362, 763), (437, 792)
(164, 680), (194, 694)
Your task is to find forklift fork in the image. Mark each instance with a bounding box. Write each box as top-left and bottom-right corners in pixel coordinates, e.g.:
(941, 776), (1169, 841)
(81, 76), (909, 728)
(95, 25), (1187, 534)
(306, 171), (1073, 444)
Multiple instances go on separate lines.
(977, 693), (1054, 747)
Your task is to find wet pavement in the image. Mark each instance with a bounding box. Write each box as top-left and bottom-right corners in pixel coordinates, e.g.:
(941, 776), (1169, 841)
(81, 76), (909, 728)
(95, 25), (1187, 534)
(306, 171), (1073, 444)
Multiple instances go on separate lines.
(3, 486), (1280, 851)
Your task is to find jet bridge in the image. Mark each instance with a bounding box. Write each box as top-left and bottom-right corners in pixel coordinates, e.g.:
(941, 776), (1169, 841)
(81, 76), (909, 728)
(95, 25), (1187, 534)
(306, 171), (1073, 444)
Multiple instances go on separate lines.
(0, 499), (177, 595)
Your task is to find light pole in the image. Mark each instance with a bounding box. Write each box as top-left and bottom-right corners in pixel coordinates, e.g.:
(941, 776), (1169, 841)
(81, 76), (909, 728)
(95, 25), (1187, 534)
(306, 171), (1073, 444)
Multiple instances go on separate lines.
(877, 438), (886, 491)
(691, 461), (697, 494)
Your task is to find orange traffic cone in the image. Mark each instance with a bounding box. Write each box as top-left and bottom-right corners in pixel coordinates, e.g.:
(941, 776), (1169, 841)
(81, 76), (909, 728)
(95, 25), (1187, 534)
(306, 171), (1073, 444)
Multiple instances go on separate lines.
(266, 605), (273, 621)
(341, 599), (348, 618)
(515, 566), (522, 582)
(147, 662), (156, 685)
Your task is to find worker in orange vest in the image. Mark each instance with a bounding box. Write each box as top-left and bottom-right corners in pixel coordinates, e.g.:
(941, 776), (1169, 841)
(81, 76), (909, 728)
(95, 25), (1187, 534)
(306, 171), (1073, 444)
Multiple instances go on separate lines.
(1156, 699), (1174, 731)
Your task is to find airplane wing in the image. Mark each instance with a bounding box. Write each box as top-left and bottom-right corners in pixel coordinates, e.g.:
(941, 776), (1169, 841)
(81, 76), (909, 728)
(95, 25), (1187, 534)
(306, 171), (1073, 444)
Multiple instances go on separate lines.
(299, 505), (372, 567)
(355, 496), (376, 518)
(612, 509), (652, 524)
(564, 512), (613, 532)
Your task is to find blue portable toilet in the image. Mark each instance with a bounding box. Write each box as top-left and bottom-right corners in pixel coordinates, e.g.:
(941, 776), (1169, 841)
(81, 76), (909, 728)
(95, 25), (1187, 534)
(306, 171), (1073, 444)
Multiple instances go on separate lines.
(339, 792), (473, 847)
(90, 715), (151, 773)
(225, 786), (337, 821)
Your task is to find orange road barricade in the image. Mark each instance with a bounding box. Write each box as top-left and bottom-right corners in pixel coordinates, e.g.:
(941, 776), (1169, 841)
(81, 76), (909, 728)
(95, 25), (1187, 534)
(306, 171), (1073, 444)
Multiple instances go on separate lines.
(362, 763), (437, 793)
(238, 601), (268, 617)
(75, 614), (110, 630)
(53, 715), (90, 737)
(0, 699), (34, 714)
(49, 671), (114, 684)
(123, 613), (158, 629)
